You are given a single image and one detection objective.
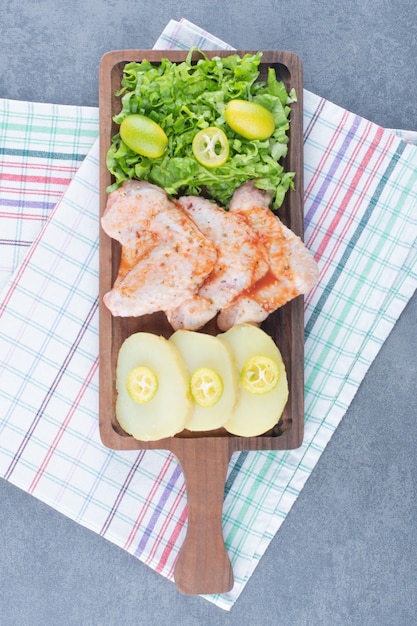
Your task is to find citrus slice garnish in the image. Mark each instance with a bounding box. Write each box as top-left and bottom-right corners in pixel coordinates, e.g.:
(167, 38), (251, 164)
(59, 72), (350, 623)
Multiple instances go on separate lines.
(190, 367), (224, 408)
(240, 355), (280, 394)
(192, 127), (229, 168)
(126, 366), (158, 404)
(120, 114), (168, 158)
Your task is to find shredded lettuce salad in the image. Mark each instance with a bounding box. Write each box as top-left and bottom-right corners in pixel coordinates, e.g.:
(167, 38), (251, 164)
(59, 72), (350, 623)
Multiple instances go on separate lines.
(106, 49), (297, 210)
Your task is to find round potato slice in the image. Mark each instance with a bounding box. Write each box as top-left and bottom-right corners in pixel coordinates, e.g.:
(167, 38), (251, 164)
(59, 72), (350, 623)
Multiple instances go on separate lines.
(169, 330), (238, 431)
(219, 324), (288, 437)
(115, 332), (192, 441)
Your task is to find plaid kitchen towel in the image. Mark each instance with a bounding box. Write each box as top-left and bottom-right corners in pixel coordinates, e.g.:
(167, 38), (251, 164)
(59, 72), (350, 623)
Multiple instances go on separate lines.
(0, 98), (99, 293)
(0, 20), (416, 611)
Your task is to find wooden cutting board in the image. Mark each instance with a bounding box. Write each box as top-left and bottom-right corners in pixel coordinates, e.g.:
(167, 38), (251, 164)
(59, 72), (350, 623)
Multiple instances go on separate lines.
(98, 49), (304, 595)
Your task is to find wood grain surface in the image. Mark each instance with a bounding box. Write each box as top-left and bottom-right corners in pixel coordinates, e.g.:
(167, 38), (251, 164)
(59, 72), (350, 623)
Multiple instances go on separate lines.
(98, 49), (304, 594)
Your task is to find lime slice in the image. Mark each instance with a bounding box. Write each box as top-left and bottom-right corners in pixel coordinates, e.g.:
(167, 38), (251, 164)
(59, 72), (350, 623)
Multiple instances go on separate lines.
(126, 366), (158, 403)
(190, 367), (224, 408)
(192, 127), (229, 168)
(225, 99), (275, 140)
(240, 355), (279, 394)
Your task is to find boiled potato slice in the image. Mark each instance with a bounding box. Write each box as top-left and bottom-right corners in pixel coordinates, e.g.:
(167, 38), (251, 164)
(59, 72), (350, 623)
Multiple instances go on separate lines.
(170, 330), (238, 431)
(219, 324), (288, 437)
(115, 332), (192, 441)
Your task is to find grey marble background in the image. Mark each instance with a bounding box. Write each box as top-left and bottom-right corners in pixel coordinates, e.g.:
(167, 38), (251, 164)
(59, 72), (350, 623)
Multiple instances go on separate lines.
(0, 1), (416, 624)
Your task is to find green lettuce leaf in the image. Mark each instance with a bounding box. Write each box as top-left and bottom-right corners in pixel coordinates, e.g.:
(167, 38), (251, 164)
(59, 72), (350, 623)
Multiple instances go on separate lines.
(106, 49), (296, 210)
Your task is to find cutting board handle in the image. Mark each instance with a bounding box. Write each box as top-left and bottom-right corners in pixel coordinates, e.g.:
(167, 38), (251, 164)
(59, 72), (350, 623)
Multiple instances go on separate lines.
(173, 438), (234, 595)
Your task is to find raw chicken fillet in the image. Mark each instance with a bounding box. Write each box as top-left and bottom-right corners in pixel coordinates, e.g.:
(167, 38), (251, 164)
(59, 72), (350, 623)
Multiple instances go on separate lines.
(166, 196), (269, 330)
(101, 179), (319, 329)
(217, 182), (319, 330)
(101, 180), (217, 317)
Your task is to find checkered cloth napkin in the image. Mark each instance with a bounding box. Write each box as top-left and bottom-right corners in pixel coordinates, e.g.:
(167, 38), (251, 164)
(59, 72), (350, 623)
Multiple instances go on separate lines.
(1, 19), (416, 611)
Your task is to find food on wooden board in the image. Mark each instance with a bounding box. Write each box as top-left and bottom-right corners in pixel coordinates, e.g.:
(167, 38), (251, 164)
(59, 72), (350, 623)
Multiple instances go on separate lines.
(115, 325), (288, 440)
(224, 99), (275, 140)
(219, 324), (288, 437)
(101, 180), (217, 317)
(119, 114), (168, 158)
(115, 332), (192, 441)
(166, 194), (269, 330)
(191, 127), (230, 168)
(217, 181), (319, 330)
(170, 330), (238, 431)
(106, 50), (297, 211)
(101, 180), (318, 328)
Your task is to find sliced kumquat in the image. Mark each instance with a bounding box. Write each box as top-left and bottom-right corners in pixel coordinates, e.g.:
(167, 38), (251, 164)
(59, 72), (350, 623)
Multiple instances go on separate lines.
(240, 355), (280, 394)
(126, 366), (159, 403)
(190, 367), (224, 407)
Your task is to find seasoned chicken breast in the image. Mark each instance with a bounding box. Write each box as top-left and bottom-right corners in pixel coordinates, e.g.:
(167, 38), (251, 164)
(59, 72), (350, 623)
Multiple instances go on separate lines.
(166, 195), (269, 330)
(217, 182), (319, 330)
(101, 180), (217, 317)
